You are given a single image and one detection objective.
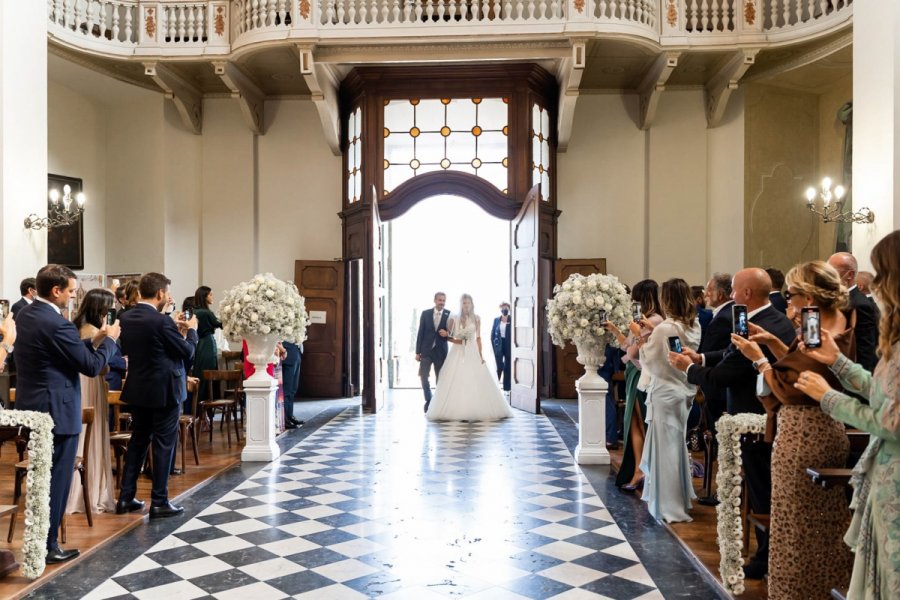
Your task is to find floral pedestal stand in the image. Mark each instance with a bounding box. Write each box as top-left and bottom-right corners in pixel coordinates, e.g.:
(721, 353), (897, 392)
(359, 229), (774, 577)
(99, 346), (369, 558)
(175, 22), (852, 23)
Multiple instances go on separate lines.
(241, 334), (281, 462)
(574, 339), (610, 465)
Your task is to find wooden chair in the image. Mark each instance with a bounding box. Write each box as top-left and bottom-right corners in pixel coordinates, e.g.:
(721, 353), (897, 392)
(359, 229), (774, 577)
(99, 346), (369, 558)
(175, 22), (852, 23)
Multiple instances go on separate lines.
(107, 391), (132, 491)
(221, 350), (243, 372)
(201, 370), (242, 446)
(177, 378), (201, 472)
(0, 505), (17, 544)
(11, 408), (95, 543)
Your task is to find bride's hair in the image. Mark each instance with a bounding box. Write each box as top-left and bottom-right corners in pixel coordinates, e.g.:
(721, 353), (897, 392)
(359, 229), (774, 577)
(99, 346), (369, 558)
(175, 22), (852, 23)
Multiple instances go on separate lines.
(458, 293), (475, 327)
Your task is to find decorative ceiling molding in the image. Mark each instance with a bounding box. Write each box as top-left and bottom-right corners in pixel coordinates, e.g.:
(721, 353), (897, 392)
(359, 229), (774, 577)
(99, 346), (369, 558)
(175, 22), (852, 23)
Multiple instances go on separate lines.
(636, 51), (681, 130)
(705, 48), (759, 128)
(143, 61), (203, 134)
(49, 45), (162, 94)
(742, 30), (853, 85)
(556, 40), (586, 153)
(212, 61), (266, 134)
(293, 45), (342, 156)
(313, 39), (572, 64)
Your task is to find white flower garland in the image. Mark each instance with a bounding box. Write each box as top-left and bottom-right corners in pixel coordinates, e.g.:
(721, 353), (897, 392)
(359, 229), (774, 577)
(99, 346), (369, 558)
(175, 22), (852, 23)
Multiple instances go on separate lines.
(714, 413), (766, 595)
(0, 410), (55, 579)
(546, 273), (632, 349)
(219, 273), (309, 343)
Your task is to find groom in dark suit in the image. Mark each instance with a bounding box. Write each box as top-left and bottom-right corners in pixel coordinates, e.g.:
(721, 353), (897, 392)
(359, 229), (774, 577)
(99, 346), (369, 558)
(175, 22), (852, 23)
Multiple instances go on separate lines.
(14, 265), (118, 564)
(415, 292), (450, 412)
(116, 272), (198, 519)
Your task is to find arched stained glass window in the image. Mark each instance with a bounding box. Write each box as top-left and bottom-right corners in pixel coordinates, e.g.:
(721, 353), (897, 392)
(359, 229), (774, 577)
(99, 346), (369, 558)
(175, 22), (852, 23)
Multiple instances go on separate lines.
(347, 107), (363, 203)
(532, 103), (551, 202)
(383, 97), (508, 195)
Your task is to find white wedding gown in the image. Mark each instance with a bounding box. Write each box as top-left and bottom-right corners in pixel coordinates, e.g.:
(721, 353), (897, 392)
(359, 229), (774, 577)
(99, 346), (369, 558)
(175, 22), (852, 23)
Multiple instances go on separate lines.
(426, 315), (514, 422)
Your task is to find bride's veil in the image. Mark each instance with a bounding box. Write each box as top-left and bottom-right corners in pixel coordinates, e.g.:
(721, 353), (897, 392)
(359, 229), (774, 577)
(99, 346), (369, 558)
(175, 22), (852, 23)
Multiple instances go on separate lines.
(454, 293), (478, 336)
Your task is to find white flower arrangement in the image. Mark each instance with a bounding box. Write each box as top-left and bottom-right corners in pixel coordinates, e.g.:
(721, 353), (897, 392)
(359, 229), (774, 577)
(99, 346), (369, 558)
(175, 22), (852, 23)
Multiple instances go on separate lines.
(546, 273), (632, 348)
(0, 409), (55, 579)
(714, 413), (766, 596)
(454, 329), (473, 344)
(219, 273), (309, 344)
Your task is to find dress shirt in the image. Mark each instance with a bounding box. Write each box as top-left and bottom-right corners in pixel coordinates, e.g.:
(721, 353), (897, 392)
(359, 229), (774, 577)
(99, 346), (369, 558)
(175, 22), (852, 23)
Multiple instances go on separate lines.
(691, 302), (772, 370)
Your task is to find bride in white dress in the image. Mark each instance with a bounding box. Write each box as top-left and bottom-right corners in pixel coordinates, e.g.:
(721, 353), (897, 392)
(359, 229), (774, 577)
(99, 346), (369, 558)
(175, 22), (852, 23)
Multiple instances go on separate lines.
(426, 294), (514, 422)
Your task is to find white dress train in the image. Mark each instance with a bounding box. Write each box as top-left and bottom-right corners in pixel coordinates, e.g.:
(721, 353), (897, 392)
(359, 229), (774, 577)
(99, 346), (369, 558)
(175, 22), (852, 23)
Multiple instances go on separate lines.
(426, 315), (514, 422)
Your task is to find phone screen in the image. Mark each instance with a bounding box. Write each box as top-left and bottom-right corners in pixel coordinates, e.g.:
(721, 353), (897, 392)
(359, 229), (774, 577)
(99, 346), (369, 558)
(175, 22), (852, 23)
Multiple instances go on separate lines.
(801, 307), (821, 348)
(598, 309), (607, 325)
(733, 304), (749, 338)
(667, 336), (683, 353)
(183, 308), (193, 321)
(0, 300), (8, 319)
(106, 309), (117, 326)
(632, 302), (642, 323)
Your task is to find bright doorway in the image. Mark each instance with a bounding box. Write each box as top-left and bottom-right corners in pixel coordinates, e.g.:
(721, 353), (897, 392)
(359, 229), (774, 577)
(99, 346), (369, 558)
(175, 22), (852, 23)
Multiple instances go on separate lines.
(387, 194), (511, 389)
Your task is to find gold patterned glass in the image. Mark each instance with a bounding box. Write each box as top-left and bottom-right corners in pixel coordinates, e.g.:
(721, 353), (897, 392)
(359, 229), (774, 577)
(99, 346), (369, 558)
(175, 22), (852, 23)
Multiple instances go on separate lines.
(532, 103), (551, 202)
(347, 107), (363, 203)
(383, 97), (508, 194)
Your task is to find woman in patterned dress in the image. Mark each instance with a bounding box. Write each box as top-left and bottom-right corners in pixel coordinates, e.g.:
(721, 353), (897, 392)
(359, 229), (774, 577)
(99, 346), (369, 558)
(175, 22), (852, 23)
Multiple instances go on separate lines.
(796, 230), (900, 600)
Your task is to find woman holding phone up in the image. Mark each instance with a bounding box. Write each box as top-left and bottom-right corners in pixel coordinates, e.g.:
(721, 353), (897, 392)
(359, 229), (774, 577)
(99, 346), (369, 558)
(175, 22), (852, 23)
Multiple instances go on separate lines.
(794, 230), (900, 600)
(731, 260), (854, 599)
(191, 286), (222, 402)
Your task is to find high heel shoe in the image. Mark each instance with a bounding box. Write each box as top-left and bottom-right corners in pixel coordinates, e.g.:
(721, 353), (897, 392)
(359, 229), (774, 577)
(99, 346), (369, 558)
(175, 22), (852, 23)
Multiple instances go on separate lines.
(621, 477), (645, 493)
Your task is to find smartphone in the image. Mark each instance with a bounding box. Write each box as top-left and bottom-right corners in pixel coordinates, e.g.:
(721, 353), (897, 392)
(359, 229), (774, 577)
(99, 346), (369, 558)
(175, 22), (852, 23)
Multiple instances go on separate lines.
(106, 308), (117, 326)
(631, 302), (642, 323)
(801, 306), (821, 348)
(598, 309), (607, 325)
(667, 336), (683, 353)
(183, 307), (193, 321)
(0, 300), (8, 319)
(733, 304), (749, 338)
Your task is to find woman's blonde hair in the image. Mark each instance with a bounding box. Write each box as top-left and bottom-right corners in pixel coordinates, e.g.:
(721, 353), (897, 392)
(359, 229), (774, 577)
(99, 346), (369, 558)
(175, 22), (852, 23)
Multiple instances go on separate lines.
(784, 261), (849, 312)
(871, 231), (900, 361)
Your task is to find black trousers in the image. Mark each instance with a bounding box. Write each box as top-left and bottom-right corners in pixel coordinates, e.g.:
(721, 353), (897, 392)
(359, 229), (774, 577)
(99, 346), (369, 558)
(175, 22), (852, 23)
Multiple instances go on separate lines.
(119, 403), (180, 506)
(742, 438), (772, 561)
(282, 356), (301, 421)
(47, 433), (79, 549)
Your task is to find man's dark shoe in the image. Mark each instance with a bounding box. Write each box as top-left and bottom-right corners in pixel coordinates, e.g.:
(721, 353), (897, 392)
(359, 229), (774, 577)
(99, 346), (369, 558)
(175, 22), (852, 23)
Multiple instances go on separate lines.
(149, 502), (184, 519)
(284, 421), (297, 430)
(289, 417), (304, 426)
(170, 468), (183, 476)
(46, 546), (79, 564)
(115, 498), (145, 515)
(742, 560), (767, 580)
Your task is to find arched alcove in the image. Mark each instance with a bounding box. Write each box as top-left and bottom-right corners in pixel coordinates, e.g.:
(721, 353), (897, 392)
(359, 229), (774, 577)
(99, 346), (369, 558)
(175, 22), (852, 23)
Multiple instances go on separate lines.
(378, 171), (520, 222)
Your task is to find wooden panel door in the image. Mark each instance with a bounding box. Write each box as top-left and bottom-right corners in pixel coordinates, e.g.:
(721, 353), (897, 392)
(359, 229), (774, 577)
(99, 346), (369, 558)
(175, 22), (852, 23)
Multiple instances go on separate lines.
(552, 259), (607, 399)
(362, 199), (386, 412)
(294, 260), (345, 398)
(510, 188), (540, 413)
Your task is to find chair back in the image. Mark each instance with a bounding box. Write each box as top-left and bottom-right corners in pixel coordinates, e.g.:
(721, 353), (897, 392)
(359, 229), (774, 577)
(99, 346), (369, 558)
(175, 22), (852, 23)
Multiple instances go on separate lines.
(185, 378), (201, 418)
(107, 390), (125, 429)
(81, 407), (95, 462)
(203, 369), (243, 402)
(221, 351), (243, 372)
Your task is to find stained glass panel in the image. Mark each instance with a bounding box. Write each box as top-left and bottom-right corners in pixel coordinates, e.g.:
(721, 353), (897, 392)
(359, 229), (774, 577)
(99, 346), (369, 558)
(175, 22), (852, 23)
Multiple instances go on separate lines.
(347, 107), (362, 203)
(531, 103), (551, 202)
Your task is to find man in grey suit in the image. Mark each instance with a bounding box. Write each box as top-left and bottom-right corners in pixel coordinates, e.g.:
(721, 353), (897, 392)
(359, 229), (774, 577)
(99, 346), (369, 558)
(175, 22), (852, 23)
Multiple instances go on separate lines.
(415, 292), (450, 412)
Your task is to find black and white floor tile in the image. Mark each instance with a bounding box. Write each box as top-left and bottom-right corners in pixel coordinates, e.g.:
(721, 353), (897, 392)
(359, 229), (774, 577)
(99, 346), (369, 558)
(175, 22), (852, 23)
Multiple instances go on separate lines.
(32, 395), (725, 599)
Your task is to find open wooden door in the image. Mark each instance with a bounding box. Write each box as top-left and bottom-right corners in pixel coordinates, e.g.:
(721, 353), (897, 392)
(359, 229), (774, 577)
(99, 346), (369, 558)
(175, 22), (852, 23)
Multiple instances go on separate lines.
(553, 259), (607, 398)
(294, 260), (345, 398)
(510, 187), (541, 413)
(362, 198), (386, 412)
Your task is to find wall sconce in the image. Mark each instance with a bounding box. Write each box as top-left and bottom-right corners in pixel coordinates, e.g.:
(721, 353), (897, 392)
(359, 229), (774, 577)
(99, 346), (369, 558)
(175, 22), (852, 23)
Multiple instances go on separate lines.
(804, 177), (874, 224)
(24, 184), (86, 230)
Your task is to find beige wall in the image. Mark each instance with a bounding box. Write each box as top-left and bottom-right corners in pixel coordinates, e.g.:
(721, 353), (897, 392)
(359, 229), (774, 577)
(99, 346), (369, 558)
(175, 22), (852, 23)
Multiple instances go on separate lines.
(818, 74), (852, 258)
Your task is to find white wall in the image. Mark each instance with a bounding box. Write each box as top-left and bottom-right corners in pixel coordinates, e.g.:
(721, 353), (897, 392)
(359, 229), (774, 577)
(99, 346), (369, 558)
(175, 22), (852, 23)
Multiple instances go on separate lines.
(707, 87), (745, 276)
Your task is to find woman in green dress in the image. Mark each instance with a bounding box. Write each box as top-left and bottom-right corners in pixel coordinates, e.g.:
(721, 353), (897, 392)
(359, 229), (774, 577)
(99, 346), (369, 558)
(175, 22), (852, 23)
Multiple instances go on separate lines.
(605, 280), (664, 492)
(191, 286), (222, 402)
(795, 230), (900, 600)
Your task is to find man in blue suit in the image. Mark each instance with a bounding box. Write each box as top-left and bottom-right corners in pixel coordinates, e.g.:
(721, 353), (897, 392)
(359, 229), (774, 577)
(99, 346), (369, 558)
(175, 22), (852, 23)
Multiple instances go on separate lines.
(14, 265), (118, 564)
(116, 273), (198, 519)
(280, 340), (304, 429)
(415, 292), (450, 412)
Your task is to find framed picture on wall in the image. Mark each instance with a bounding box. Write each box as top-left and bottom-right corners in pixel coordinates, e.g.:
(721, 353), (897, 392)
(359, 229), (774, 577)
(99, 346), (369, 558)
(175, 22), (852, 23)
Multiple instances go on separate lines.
(47, 174), (85, 270)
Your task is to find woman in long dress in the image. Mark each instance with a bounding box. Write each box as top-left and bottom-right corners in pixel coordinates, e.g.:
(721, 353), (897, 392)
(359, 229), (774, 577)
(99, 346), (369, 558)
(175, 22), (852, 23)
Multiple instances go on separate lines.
(426, 294), (513, 422)
(604, 280), (664, 491)
(66, 288), (117, 514)
(191, 286), (222, 403)
(637, 278), (701, 522)
(732, 260), (854, 598)
(795, 231), (900, 600)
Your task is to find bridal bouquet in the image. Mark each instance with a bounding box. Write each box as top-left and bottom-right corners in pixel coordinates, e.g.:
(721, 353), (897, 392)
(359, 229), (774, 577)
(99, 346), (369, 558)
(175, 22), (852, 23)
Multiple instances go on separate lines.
(219, 273), (309, 344)
(546, 273), (632, 348)
(454, 329), (473, 344)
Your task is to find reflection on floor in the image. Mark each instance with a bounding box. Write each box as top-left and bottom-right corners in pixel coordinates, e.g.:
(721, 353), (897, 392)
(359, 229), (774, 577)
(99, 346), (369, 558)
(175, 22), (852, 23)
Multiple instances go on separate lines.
(30, 392), (727, 599)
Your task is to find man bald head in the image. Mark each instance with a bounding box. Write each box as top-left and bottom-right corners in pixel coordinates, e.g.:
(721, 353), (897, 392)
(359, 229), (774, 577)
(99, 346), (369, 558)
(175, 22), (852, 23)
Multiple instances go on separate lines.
(856, 271), (875, 296)
(731, 268), (773, 311)
(828, 252), (858, 288)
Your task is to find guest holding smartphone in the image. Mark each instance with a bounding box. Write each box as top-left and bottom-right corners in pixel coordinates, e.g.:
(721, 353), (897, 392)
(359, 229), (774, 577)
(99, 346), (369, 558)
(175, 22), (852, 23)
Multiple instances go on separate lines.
(191, 286), (222, 403)
(730, 260), (855, 599)
(794, 230), (900, 600)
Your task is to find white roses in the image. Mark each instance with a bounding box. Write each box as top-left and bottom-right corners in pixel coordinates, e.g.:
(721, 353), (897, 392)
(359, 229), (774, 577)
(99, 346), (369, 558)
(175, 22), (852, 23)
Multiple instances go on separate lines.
(546, 273), (632, 348)
(220, 273), (309, 344)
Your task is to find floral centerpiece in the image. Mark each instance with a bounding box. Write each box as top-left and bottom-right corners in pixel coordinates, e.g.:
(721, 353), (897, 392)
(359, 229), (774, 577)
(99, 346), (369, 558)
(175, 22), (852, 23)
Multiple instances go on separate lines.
(546, 273), (632, 368)
(219, 273), (309, 380)
(0, 410), (55, 579)
(714, 413), (767, 595)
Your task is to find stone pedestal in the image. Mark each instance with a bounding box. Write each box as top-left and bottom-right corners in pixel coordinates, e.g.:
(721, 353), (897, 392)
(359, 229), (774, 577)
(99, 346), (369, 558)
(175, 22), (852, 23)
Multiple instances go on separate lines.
(574, 340), (610, 465)
(241, 377), (280, 462)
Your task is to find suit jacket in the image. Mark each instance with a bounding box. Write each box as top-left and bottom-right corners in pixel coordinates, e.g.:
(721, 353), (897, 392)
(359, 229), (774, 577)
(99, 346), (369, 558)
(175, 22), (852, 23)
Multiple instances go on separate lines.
(120, 303), (198, 408)
(768, 291), (788, 314)
(696, 301), (734, 411)
(416, 308), (450, 362)
(10, 298), (29, 319)
(13, 301), (114, 435)
(687, 305), (795, 415)
(490, 317), (511, 355)
(849, 287), (879, 372)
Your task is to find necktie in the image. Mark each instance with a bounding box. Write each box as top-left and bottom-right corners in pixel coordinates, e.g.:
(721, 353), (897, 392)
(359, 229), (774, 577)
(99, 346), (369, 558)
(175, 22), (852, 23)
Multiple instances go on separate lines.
(433, 311), (440, 330)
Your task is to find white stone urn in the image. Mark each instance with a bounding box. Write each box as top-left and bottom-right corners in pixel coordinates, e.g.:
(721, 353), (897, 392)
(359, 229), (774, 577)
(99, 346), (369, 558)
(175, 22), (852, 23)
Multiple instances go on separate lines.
(573, 337), (610, 465)
(244, 333), (278, 382)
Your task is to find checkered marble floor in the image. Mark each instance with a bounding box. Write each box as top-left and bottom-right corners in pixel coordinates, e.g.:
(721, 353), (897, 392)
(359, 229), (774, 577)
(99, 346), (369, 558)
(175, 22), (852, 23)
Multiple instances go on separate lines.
(81, 405), (664, 600)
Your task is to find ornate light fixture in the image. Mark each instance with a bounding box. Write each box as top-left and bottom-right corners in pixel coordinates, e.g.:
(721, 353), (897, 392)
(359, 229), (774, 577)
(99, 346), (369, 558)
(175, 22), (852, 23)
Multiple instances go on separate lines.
(804, 177), (874, 224)
(24, 184), (86, 230)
